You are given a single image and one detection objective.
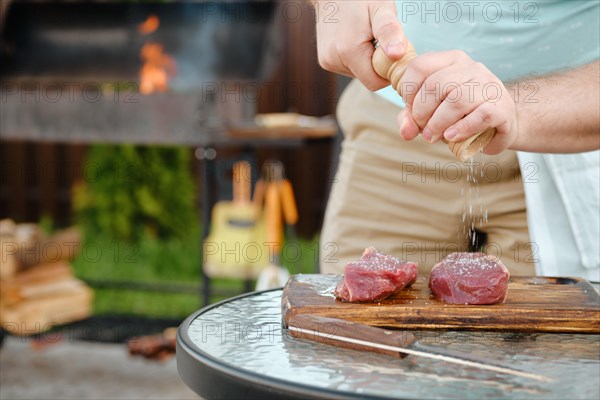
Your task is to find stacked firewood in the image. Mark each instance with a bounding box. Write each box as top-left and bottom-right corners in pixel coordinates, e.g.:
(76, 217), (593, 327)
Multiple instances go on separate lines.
(0, 219), (93, 336)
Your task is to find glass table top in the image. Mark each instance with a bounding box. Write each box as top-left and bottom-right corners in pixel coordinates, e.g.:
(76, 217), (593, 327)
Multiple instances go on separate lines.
(184, 289), (600, 399)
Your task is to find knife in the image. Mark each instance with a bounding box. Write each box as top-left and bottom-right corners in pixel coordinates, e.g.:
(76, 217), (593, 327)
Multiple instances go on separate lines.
(286, 314), (551, 382)
(370, 40), (496, 162)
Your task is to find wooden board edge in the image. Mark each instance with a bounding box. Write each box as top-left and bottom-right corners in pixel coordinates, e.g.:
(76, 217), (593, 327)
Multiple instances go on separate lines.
(288, 306), (600, 334)
(281, 280), (294, 328)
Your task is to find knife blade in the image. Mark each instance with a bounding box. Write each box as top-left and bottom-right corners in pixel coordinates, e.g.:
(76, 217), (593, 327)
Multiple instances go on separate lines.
(286, 314), (551, 382)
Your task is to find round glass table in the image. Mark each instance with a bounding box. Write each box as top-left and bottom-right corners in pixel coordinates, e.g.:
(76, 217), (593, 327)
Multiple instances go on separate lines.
(177, 289), (600, 400)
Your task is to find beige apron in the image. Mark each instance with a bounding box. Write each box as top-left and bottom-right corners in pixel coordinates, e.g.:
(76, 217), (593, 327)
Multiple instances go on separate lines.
(320, 80), (534, 276)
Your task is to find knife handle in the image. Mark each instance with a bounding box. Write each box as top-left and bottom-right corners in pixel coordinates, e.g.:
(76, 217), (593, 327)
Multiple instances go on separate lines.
(287, 314), (415, 358)
(371, 42), (496, 162)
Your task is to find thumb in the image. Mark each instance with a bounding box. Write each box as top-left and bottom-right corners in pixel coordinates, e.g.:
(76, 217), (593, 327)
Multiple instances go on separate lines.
(397, 106), (420, 141)
(370, 3), (406, 60)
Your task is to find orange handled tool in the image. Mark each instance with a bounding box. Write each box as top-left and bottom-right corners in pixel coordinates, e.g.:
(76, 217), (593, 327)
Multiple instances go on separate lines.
(232, 161), (251, 205)
(252, 178), (266, 219)
(265, 181), (283, 255)
(278, 179), (298, 226)
(371, 42), (496, 162)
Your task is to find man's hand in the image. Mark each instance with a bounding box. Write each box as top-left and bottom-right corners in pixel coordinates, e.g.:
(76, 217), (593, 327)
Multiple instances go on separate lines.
(397, 50), (518, 155)
(314, 1), (406, 91)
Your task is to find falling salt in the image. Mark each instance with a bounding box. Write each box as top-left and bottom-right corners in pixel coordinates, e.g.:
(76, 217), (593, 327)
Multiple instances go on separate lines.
(459, 153), (488, 248)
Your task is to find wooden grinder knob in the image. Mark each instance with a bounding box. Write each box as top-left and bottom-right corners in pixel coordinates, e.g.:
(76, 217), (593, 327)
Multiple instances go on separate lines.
(372, 42), (496, 162)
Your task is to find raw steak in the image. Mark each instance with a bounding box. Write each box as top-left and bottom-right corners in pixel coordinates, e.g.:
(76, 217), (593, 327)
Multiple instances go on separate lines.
(429, 252), (509, 305)
(334, 247), (418, 303)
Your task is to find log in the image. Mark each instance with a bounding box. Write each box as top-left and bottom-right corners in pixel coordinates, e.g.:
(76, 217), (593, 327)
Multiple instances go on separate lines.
(0, 282), (93, 335)
(1, 260), (73, 286)
(0, 237), (19, 279)
(1, 276), (82, 306)
(17, 227), (81, 269)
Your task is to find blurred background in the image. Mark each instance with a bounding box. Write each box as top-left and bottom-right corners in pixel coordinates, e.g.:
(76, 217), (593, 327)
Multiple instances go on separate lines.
(0, 1), (347, 398)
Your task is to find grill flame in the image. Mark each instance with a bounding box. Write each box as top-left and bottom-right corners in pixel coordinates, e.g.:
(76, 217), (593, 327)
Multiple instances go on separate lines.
(139, 43), (176, 95)
(138, 15), (160, 35)
(138, 14), (176, 95)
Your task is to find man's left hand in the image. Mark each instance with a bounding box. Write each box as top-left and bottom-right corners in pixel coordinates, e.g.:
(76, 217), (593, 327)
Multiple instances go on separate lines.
(397, 50), (518, 155)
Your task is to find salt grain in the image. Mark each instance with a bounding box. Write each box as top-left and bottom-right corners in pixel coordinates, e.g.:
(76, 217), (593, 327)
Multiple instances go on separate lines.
(459, 154), (488, 244)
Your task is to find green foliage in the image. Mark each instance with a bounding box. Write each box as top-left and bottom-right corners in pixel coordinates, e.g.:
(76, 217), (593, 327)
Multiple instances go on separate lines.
(71, 230), (203, 317)
(70, 232), (319, 317)
(72, 144), (201, 317)
(71, 144), (320, 317)
(74, 144), (197, 243)
(38, 214), (55, 235)
(91, 288), (201, 318)
(72, 231), (201, 284)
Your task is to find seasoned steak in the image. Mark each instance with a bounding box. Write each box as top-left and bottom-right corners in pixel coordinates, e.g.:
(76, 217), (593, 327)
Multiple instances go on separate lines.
(334, 247), (418, 303)
(429, 252), (509, 305)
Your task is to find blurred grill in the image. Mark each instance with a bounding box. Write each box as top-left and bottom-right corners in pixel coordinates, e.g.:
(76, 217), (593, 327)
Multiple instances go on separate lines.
(0, 1), (282, 144)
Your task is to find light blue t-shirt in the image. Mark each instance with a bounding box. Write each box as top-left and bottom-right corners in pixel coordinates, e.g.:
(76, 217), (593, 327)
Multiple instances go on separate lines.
(378, 0), (600, 106)
(376, 0), (600, 279)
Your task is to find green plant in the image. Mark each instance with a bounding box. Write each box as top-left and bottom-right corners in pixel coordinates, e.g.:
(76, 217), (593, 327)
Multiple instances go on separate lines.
(38, 214), (55, 235)
(71, 145), (320, 317)
(73, 144), (197, 242)
(71, 144), (201, 317)
(70, 233), (320, 317)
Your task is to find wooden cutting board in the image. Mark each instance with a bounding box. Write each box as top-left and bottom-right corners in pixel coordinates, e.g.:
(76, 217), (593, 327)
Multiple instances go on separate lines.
(282, 275), (600, 333)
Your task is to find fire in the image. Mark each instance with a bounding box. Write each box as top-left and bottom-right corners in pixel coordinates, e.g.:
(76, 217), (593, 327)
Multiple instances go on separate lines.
(139, 42), (176, 95)
(138, 15), (176, 95)
(138, 15), (160, 35)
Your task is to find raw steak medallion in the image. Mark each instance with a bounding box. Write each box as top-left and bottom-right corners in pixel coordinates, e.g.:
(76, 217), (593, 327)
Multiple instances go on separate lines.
(429, 252), (509, 305)
(334, 247), (418, 303)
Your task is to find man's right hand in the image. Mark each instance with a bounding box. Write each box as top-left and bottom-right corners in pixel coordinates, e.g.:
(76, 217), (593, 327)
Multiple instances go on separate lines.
(314, 1), (406, 91)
